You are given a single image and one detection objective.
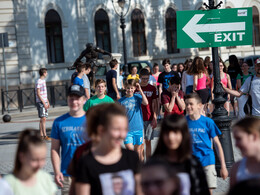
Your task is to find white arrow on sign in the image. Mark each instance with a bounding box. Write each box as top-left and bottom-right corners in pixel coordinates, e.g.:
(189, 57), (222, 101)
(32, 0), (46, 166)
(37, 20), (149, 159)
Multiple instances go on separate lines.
(182, 14), (246, 43)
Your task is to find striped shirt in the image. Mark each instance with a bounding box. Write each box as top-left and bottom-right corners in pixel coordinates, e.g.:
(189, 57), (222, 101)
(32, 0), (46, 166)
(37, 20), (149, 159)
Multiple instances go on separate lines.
(35, 78), (48, 103)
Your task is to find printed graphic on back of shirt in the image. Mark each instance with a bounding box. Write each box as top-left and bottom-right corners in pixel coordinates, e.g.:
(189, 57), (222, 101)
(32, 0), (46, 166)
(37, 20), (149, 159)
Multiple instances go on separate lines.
(99, 169), (135, 195)
(163, 74), (174, 90)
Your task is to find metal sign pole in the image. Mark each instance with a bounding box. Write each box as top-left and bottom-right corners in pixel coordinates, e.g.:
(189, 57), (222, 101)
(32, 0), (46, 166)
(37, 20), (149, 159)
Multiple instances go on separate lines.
(208, 0), (234, 176)
(1, 33), (9, 112)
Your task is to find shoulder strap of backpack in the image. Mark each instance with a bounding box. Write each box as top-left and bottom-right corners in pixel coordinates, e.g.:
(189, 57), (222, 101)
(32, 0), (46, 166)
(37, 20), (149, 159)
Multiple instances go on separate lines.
(248, 76), (254, 94)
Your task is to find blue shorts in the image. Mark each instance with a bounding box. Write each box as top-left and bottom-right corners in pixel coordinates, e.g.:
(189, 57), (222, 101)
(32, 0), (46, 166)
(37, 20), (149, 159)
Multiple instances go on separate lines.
(124, 130), (143, 145)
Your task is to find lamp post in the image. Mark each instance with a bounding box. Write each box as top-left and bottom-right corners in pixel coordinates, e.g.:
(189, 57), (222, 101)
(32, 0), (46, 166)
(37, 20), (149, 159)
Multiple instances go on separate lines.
(204, 0), (234, 175)
(111, 0), (131, 71)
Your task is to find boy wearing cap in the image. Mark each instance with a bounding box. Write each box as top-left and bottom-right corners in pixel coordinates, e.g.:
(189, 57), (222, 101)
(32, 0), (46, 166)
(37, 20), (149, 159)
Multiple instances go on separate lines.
(223, 58), (260, 117)
(51, 85), (87, 195)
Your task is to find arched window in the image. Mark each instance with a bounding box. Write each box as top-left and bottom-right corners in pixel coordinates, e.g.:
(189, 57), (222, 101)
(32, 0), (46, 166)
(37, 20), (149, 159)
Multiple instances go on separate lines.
(45, 9), (64, 63)
(165, 8), (179, 54)
(131, 9), (147, 56)
(253, 6), (260, 46)
(94, 9), (111, 52)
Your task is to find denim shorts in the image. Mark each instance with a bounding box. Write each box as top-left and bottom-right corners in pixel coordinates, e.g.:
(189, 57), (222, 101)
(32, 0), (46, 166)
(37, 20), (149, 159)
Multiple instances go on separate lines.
(124, 130), (143, 145)
(143, 121), (154, 140)
(36, 102), (48, 118)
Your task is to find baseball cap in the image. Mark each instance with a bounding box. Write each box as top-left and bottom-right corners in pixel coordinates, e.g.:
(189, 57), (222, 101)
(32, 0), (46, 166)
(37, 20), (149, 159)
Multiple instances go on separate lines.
(255, 58), (260, 65)
(68, 85), (86, 97)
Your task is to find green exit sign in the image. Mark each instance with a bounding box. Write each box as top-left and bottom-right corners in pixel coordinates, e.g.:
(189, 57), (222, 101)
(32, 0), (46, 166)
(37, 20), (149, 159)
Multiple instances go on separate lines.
(177, 7), (253, 48)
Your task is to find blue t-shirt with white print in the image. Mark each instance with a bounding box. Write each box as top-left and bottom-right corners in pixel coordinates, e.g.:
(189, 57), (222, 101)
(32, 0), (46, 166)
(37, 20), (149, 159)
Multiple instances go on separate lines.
(186, 115), (221, 167)
(51, 113), (87, 176)
(118, 94), (143, 132)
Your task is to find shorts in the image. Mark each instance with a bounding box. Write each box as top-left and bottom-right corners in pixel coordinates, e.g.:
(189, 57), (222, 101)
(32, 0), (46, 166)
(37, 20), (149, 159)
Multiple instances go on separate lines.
(61, 176), (72, 195)
(36, 102), (48, 118)
(223, 93), (228, 101)
(196, 88), (209, 104)
(143, 121), (154, 141)
(203, 165), (217, 189)
(124, 130), (143, 145)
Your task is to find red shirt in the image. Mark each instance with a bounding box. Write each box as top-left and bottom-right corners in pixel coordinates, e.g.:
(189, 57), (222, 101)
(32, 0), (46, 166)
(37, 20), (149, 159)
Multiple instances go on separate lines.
(161, 90), (184, 116)
(135, 84), (157, 121)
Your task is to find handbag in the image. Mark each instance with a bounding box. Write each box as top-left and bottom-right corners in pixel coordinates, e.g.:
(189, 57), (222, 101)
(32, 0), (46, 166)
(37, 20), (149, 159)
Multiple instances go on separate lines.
(243, 76), (254, 115)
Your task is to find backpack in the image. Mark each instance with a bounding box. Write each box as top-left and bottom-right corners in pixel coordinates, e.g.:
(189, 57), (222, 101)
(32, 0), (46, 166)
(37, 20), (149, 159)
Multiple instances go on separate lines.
(243, 76), (254, 115)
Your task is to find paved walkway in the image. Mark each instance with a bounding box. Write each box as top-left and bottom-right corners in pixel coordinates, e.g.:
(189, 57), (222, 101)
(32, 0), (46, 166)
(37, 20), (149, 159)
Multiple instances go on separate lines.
(0, 106), (241, 195)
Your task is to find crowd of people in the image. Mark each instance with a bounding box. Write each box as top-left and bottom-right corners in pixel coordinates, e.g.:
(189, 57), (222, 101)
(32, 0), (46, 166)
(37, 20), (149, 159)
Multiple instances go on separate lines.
(1, 55), (260, 195)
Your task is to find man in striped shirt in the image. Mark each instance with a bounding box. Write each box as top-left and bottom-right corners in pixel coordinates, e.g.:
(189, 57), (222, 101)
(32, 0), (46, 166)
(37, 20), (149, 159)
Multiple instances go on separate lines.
(35, 68), (50, 140)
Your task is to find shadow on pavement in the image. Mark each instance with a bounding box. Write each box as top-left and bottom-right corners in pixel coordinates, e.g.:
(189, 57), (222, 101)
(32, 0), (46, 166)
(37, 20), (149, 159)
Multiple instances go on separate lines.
(0, 128), (52, 145)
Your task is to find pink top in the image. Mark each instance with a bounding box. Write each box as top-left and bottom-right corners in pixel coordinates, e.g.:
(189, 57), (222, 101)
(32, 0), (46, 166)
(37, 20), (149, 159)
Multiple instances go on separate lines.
(221, 73), (228, 88)
(152, 73), (161, 86)
(197, 73), (207, 90)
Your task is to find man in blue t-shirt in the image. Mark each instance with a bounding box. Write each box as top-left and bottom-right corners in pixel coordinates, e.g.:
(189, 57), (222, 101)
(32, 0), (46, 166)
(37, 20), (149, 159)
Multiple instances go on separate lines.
(118, 79), (148, 161)
(72, 64), (85, 87)
(51, 84), (87, 195)
(185, 93), (228, 194)
(106, 59), (120, 100)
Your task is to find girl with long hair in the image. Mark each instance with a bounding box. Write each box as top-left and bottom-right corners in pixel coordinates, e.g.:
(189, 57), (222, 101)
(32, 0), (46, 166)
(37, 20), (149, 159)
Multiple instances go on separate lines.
(181, 59), (193, 95)
(4, 129), (57, 195)
(230, 117), (260, 187)
(190, 57), (209, 115)
(211, 60), (232, 115)
(228, 55), (241, 116)
(153, 114), (209, 195)
(75, 103), (141, 195)
(177, 63), (185, 79)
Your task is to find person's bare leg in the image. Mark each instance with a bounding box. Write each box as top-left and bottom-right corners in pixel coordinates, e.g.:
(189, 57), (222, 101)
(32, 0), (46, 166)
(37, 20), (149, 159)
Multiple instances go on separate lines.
(125, 143), (134, 151)
(40, 117), (47, 136)
(145, 140), (151, 160)
(224, 101), (230, 116)
(39, 117), (46, 136)
(134, 145), (144, 162)
(141, 143), (145, 161)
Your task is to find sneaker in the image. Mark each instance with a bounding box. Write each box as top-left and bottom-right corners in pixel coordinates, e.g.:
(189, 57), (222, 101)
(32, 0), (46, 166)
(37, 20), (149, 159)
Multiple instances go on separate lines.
(41, 136), (45, 141)
(44, 136), (51, 141)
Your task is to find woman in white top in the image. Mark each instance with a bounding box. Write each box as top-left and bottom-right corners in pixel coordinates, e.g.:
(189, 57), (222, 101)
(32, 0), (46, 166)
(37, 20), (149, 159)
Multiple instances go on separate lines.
(230, 117), (260, 187)
(4, 129), (57, 195)
(181, 59), (193, 95)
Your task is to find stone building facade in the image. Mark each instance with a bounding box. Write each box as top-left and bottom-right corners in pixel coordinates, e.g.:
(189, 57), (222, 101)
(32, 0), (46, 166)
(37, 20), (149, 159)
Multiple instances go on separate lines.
(0, 0), (259, 87)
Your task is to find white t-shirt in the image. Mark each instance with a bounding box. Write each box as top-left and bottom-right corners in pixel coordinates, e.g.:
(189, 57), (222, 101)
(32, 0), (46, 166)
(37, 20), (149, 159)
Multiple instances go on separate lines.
(148, 75), (157, 86)
(240, 76), (260, 116)
(82, 74), (91, 96)
(35, 78), (48, 103)
(4, 170), (57, 195)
